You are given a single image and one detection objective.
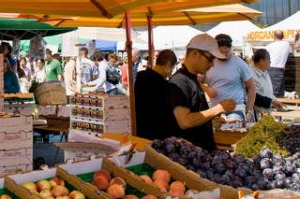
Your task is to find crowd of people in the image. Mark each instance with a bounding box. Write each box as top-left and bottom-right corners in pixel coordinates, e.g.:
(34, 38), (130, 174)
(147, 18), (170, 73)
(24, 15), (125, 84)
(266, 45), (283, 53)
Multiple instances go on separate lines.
(134, 31), (292, 152)
(1, 30), (294, 151)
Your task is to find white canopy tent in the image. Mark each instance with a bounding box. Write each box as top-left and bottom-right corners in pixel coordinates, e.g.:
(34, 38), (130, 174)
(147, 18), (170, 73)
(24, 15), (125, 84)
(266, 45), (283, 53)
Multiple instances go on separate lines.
(138, 25), (204, 50)
(206, 20), (260, 47)
(246, 10), (300, 45)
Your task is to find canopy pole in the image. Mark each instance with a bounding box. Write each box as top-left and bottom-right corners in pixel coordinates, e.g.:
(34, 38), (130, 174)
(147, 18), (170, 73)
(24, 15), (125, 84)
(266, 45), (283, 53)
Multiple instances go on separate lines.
(124, 12), (137, 136)
(147, 12), (154, 68)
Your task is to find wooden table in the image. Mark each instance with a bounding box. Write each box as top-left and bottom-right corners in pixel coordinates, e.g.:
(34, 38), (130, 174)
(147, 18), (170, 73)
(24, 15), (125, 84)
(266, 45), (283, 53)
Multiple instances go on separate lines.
(213, 130), (247, 151)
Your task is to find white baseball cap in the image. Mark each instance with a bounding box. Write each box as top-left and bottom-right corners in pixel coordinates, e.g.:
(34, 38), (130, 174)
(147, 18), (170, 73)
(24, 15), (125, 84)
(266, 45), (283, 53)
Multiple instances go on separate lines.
(186, 33), (226, 59)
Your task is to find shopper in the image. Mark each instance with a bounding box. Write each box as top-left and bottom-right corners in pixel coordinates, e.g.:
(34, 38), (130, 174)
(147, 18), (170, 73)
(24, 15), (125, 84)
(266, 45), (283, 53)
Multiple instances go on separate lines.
(205, 34), (256, 122)
(78, 47), (98, 84)
(266, 30), (292, 97)
(44, 48), (63, 81)
(251, 49), (284, 121)
(166, 34), (236, 152)
(4, 59), (20, 94)
(135, 49), (177, 140)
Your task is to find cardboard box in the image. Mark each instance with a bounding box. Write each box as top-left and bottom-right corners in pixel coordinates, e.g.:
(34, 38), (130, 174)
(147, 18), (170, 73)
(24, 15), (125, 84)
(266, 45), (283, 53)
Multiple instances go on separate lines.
(5, 163), (110, 199)
(4, 103), (34, 115)
(0, 116), (32, 129)
(0, 147), (33, 164)
(0, 130), (33, 148)
(0, 162), (32, 178)
(108, 145), (250, 199)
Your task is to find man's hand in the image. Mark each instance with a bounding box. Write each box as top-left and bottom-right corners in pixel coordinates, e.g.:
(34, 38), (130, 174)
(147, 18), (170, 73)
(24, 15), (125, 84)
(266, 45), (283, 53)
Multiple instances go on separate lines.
(218, 99), (236, 113)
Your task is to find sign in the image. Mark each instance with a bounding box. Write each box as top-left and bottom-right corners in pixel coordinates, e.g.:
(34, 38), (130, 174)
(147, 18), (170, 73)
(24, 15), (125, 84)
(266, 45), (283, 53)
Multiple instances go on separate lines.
(246, 29), (300, 42)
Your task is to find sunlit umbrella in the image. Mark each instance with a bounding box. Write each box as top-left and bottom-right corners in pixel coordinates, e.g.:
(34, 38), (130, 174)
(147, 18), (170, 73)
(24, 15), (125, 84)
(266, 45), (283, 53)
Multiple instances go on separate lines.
(0, 0), (261, 137)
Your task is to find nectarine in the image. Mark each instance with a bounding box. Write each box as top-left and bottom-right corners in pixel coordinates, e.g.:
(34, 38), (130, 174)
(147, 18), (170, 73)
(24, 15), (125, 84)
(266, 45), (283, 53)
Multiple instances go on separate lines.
(169, 181), (185, 193)
(69, 190), (86, 199)
(50, 185), (69, 197)
(93, 170), (111, 182)
(0, 195), (12, 199)
(22, 181), (37, 192)
(49, 177), (65, 187)
(123, 194), (139, 199)
(36, 179), (51, 192)
(152, 170), (171, 183)
(93, 176), (109, 190)
(39, 189), (52, 198)
(106, 184), (125, 198)
(153, 179), (169, 192)
(141, 195), (158, 199)
(139, 175), (153, 184)
(109, 177), (126, 188)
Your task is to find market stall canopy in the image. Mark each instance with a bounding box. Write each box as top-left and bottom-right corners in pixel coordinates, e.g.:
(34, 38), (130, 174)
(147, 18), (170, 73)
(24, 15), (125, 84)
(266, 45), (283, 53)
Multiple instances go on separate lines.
(0, 18), (76, 40)
(206, 20), (260, 47)
(246, 10), (300, 45)
(0, 0), (260, 19)
(18, 4), (262, 28)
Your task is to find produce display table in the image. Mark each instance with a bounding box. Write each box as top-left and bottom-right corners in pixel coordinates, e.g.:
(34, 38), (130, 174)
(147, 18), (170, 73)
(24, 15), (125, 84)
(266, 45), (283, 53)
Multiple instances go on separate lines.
(214, 130), (247, 151)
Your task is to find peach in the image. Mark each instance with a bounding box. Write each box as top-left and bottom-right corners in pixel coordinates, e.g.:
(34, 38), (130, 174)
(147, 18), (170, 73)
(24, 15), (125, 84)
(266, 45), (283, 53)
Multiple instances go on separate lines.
(109, 177), (126, 188)
(39, 189), (52, 198)
(169, 189), (185, 197)
(51, 185), (69, 197)
(141, 195), (158, 199)
(139, 175), (153, 184)
(22, 181), (37, 192)
(169, 181), (185, 193)
(93, 170), (111, 182)
(44, 197), (55, 199)
(49, 177), (65, 187)
(69, 190), (86, 199)
(36, 179), (51, 192)
(106, 184), (125, 198)
(153, 179), (169, 192)
(152, 170), (171, 183)
(0, 195), (12, 199)
(93, 176), (109, 190)
(123, 194), (139, 199)
(55, 197), (70, 199)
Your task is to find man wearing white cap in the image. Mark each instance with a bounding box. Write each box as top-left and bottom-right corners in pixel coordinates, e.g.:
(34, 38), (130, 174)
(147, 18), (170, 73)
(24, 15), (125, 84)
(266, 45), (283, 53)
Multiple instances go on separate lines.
(166, 34), (236, 152)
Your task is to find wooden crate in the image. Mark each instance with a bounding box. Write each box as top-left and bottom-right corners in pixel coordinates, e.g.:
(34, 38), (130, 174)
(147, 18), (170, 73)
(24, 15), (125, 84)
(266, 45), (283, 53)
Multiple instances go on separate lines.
(214, 130), (247, 151)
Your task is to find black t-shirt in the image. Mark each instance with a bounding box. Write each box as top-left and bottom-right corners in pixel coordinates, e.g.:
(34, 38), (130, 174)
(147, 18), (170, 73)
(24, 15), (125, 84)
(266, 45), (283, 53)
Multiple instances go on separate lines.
(134, 68), (172, 140)
(167, 66), (216, 152)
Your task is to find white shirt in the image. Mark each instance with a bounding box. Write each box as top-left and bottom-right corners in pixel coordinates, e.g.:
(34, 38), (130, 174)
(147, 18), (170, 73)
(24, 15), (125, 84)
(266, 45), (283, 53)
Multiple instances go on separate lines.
(266, 40), (292, 69)
(35, 68), (46, 83)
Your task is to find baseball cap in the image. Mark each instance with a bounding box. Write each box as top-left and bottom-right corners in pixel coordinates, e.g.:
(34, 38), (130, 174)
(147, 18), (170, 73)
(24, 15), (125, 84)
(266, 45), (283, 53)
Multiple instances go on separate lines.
(186, 33), (226, 59)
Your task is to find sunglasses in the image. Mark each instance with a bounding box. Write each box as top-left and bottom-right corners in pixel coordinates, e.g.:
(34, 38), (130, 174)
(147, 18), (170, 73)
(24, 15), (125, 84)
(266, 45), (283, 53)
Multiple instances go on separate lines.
(198, 50), (215, 63)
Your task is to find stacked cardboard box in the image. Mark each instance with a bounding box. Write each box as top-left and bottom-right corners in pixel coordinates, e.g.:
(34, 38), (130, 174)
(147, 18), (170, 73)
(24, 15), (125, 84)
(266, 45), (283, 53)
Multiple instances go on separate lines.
(69, 94), (131, 136)
(0, 54), (4, 112)
(0, 115), (33, 177)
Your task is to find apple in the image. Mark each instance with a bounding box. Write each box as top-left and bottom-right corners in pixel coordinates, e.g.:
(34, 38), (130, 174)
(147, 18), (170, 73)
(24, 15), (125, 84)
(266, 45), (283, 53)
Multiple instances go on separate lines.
(22, 181), (37, 192)
(93, 176), (109, 190)
(51, 185), (69, 197)
(55, 197), (70, 199)
(0, 195), (12, 199)
(36, 179), (51, 192)
(49, 177), (65, 187)
(69, 190), (86, 199)
(39, 189), (52, 198)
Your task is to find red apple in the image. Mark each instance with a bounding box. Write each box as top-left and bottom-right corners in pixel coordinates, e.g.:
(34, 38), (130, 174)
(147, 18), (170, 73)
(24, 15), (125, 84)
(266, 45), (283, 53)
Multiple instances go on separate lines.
(22, 181), (37, 192)
(49, 177), (65, 187)
(69, 190), (86, 199)
(36, 179), (51, 192)
(39, 189), (52, 198)
(51, 185), (69, 197)
(0, 195), (12, 199)
(93, 170), (111, 182)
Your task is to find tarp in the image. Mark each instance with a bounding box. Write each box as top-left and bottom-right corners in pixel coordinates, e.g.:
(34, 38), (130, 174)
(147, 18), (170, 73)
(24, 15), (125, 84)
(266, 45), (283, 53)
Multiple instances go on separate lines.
(0, 18), (76, 40)
(246, 10), (300, 44)
(206, 20), (260, 47)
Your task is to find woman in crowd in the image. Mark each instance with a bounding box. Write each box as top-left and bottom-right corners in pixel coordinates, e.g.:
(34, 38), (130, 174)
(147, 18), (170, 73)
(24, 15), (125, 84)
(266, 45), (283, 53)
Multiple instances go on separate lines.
(251, 48), (284, 120)
(34, 58), (46, 83)
(4, 59), (20, 94)
(18, 68), (30, 93)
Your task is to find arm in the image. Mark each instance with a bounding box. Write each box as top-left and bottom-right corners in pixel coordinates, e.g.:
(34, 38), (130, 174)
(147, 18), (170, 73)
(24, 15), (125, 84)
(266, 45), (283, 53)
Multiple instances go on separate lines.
(244, 78), (256, 112)
(173, 100), (236, 130)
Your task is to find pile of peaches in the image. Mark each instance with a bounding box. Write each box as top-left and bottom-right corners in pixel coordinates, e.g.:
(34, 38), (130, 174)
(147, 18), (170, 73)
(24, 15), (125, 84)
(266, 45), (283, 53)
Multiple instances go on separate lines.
(21, 176), (86, 199)
(92, 169), (158, 199)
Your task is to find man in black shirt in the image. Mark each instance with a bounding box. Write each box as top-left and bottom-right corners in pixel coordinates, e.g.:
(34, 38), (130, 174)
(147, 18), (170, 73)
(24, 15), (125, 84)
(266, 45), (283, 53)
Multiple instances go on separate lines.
(167, 34), (236, 152)
(135, 49), (177, 140)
